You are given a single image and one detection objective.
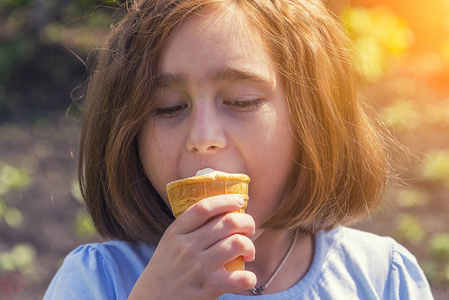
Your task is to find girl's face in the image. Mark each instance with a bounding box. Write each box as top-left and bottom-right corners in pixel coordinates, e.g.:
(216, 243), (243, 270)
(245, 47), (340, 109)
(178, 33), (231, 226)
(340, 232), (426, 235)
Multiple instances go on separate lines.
(138, 8), (298, 226)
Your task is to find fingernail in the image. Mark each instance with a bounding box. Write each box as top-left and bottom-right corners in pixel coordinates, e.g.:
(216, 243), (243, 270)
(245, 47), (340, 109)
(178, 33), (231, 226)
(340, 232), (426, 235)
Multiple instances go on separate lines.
(236, 196), (244, 206)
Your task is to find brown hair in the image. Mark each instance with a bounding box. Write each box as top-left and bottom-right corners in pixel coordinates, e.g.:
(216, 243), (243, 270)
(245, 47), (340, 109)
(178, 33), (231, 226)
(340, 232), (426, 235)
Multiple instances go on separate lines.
(79, 0), (392, 243)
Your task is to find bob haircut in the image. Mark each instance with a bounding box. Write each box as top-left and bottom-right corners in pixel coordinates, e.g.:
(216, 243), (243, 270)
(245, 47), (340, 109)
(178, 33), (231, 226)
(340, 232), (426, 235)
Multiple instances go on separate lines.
(79, 0), (391, 244)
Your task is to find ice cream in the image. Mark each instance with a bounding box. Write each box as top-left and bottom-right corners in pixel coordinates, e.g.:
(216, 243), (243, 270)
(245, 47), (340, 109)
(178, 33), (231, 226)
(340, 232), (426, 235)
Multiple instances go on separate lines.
(166, 168), (250, 271)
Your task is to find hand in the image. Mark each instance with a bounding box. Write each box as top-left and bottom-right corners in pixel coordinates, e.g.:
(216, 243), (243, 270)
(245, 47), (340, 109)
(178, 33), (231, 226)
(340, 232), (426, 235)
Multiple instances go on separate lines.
(128, 195), (257, 300)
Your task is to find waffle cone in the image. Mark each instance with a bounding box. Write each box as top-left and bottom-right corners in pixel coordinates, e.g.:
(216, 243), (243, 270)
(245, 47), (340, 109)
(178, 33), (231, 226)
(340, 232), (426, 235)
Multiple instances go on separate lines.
(166, 172), (250, 271)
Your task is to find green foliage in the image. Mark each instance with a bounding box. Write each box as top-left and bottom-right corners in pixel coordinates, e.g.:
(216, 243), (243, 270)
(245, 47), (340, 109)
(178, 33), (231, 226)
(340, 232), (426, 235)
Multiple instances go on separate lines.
(0, 0), (122, 120)
(396, 188), (427, 208)
(381, 99), (449, 131)
(71, 178), (83, 203)
(73, 211), (96, 238)
(424, 233), (449, 286)
(429, 233), (449, 259)
(445, 264), (449, 283)
(394, 214), (425, 244)
(0, 163), (31, 228)
(41, 9), (115, 51)
(341, 6), (413, 81)
(0, 0), (30, 8)
(2, 206), (24, 228)
(72, 177), (97, 238)
(0, 163), (31, 194)
(380, 99), (421, 130)
(424, 100), (449, 126)
(0, 243), (36, 273)
(419, 150), (449, 187)
(0, 40), (36, 81)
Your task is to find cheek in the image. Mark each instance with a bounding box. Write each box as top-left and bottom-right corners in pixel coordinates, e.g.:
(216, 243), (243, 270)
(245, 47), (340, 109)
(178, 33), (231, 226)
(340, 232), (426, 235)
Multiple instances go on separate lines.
(138, 121), (178, 200)
(250, 110), (295, 158)
(243, 112), (297, 212)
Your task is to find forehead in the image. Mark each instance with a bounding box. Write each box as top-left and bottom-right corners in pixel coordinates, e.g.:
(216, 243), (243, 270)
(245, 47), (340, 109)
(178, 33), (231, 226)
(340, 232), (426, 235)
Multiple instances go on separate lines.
(159, 6), (277, 86)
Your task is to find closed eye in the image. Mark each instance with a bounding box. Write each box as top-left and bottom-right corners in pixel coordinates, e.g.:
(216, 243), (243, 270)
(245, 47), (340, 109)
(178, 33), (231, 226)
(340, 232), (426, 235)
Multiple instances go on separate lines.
(223, 99), (263, 112)
(154, 104), (188, 117)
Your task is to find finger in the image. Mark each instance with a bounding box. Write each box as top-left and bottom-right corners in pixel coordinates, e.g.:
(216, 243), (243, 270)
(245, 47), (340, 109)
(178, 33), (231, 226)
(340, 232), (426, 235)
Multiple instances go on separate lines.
(192, 212), (255, 250)
(203, 270), (257, 297)
(223, 270), (257, 293)
(173, 194), (246, 234)
(204, 234), (256, 269)
(208, 213), (255, 238)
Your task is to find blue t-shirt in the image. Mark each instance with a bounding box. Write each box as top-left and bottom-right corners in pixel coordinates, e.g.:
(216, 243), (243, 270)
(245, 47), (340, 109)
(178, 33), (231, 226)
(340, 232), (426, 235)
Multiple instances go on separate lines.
(44, 226), (433, 299)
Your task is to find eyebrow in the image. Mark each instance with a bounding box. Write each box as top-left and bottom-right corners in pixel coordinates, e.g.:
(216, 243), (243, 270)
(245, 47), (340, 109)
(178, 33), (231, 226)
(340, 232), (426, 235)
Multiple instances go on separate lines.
(210, 67), (272, 86)
(155, 66), (273, 88)
(156, 72), (189, 88)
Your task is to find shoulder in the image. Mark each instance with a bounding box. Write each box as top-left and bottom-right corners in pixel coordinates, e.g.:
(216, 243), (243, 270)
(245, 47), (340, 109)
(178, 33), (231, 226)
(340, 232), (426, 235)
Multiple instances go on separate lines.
(327, 226), (429, 277)
(314, 227), (392, 294)
(75, 240), (155, 266)
(60, 241), (154, 278)
(329, 226), (395, 266)
(388, 240), (434, 299)
(44, 241), (155, 300)
(316, 226), (395, 275)
(313, 226), (433, 299)
(322, 226), (392, 256)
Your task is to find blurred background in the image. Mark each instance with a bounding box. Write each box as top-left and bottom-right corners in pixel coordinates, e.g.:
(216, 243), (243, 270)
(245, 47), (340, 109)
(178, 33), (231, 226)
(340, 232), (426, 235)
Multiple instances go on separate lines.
(0, 0), (448, 298)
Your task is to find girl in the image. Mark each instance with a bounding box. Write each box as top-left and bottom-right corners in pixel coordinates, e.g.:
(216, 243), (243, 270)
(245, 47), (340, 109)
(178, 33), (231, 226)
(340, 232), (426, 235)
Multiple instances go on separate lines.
(45, 0), (433, 299)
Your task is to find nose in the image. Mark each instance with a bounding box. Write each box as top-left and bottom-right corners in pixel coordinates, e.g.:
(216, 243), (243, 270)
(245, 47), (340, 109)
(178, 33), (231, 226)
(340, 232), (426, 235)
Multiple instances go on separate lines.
(186, 102), (227, 153)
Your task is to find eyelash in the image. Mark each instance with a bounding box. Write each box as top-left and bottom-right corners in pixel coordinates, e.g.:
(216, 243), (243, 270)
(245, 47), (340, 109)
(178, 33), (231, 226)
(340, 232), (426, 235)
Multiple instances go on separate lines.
(154, 104), (188, 117)
(153, 99), (262, 117)
(223, 99), (263, 111)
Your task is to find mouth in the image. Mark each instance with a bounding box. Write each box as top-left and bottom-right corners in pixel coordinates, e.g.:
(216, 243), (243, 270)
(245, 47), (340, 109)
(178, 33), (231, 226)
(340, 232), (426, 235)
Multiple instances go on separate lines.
(181, 167), (228, 179)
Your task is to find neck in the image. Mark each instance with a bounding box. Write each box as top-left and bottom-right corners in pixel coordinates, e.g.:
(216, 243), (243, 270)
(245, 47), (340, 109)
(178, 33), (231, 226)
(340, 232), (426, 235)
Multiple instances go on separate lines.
(251, 230), (295, 278)
(237, 229), (314, 296)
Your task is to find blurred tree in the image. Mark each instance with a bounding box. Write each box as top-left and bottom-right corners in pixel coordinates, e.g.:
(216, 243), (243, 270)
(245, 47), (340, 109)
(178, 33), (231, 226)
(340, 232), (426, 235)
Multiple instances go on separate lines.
(341, 6), (413, 81)
(333, 0), (449, 54)
(0, 0), (120, 122)
(1, 0), (448, 120)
